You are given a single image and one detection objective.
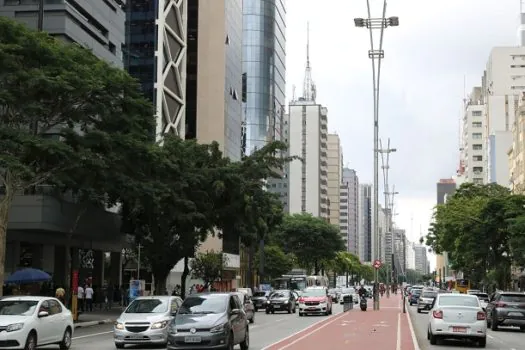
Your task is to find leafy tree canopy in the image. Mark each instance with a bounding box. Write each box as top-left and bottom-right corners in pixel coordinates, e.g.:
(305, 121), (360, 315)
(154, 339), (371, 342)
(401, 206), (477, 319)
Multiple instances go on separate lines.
(190, 251), (228, 286)
(254, 245), (294, 281)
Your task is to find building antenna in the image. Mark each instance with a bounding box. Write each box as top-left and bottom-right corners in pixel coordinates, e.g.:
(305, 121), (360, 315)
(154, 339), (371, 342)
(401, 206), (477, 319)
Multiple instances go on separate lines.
(302, 22), (316, 101)
(292, 84), (296, 102)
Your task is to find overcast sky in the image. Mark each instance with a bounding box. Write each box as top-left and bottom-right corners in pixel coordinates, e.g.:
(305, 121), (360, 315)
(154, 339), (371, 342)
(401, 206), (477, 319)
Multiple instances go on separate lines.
(286, 0), (520, 269)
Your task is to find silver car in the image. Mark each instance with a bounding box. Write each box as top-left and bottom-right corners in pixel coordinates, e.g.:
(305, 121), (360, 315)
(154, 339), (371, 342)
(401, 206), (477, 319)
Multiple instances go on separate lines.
(114, 295), (183, 348)
(427, 293), (487, 347)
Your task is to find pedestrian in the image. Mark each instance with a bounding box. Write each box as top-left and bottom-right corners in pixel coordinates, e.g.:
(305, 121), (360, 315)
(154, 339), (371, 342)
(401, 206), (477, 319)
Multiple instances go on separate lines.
(77, 285), (85, 312)
(85, 284), (94, 312)
(55, 287), (66, 305)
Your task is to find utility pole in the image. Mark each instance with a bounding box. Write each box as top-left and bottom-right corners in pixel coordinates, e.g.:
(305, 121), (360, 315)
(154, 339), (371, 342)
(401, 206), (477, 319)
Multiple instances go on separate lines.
(379, 138), (396, 297)
(354, 1), (399, 311)
(137, 244), (142, 280)
(38, 0), (44, 31)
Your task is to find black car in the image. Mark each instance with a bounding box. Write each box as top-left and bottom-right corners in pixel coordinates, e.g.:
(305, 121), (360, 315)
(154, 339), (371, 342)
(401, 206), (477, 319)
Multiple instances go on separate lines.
(409, 288), (422, 305)
(266, 290), (296, 314)
(252, 291), (270, 311)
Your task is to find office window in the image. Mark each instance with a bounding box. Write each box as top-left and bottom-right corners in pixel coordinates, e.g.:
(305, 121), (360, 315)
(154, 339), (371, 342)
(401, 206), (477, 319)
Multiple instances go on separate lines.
(472, 133), (482, 139)
(473, 144), (482, 150)
(473, 155), (483, 161)
(472, 122), (482, 128)
(472, 110), (482, 116)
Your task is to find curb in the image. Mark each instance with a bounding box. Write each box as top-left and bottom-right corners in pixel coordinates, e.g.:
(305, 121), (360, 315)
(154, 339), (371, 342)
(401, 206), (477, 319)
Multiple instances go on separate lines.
(74, 318), (114, 329)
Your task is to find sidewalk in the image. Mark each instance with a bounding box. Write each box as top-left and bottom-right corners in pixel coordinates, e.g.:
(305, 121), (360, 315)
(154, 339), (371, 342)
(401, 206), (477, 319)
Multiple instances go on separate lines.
(74, 306), (124, 329)
(263, 294), (418, 350)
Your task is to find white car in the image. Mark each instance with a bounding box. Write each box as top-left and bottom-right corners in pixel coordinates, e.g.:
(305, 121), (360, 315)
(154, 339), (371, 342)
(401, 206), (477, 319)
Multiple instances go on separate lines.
(339, 287), (359, 304)
(427, 293), (487, 348)
(0, 296), (74, 349)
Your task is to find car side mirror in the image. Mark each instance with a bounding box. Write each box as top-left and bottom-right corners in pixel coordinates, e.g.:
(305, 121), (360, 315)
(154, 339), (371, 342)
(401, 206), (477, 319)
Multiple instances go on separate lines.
(231, 308), (240, 315)
(38, 311), (49, 318)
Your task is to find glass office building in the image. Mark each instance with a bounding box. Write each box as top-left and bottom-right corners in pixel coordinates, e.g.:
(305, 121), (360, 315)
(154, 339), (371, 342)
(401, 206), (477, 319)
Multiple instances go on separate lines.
(242, 0), (286, 154)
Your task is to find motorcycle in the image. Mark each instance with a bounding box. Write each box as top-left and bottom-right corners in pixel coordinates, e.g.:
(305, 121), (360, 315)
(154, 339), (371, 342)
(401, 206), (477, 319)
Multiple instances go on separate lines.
(360, 296), (367, 311)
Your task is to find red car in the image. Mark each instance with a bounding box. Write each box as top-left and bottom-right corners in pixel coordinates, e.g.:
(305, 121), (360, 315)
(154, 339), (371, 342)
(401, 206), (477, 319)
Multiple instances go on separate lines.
(297, 287), (332, 316)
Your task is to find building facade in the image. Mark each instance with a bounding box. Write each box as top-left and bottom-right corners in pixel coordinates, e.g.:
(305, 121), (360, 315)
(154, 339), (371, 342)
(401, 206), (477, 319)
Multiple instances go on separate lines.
(509, 92), (525, 192)
(327, 134), (342, 227)
(242, 0), (286, 155)
(341, 168), (359, 254)
(0, 0), (128, 287)
(435, 178), (456, 284)
(358, 183), (372, 262)
(414, 245), (428, 274)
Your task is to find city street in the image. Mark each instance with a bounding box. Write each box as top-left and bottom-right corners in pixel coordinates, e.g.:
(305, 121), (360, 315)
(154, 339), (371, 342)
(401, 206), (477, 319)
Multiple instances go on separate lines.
(43, 304), (347, 350)
(408, 303), (525, 350)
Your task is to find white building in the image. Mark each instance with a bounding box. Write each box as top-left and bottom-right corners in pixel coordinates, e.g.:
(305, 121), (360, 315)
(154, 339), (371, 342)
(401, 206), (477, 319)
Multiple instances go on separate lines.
(414, 245), (428, 274)
(358, 183), (372, 262)
(288, 100), (329, 218)
(459, 87), (486, 184)
(327, 134), (342, 230)
(406, 242), (416, 270)
(484, 47), (525, 185)
(341, 168), (359, 255)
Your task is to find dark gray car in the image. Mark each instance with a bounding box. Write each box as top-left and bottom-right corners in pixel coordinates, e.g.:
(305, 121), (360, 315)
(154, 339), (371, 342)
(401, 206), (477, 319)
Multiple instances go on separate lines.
(486, 292), (525, 331)
(167, 293), (249, 350)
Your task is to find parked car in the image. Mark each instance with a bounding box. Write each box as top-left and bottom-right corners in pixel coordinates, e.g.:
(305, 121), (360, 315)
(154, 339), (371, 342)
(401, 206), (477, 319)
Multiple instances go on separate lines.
(297, 287), (332, 316)
(0, 296), (74, 350)
(167, 293), (249, 350)
(417, 290), (438, 313)
(233, 292), (255, 324)
(252, 291), (271, 311)
(114, 295), (183, 348)
(427, 293), (486, 347)
(266, 290), (296, 314)
(486, 291), (525, 331)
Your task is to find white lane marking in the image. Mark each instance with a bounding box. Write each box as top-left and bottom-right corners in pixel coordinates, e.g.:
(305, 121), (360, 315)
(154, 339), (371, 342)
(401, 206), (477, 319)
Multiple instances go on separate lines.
(396, 313), (401, 350)
(261, 312), (348, 350)
(406, 309), (421, 350)
(487, 334), (494, 339)
(73, 331), (113, 340)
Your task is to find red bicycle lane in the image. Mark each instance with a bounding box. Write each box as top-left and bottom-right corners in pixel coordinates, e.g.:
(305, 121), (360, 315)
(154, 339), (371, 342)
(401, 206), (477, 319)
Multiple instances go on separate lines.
(262, 295), (417, 350)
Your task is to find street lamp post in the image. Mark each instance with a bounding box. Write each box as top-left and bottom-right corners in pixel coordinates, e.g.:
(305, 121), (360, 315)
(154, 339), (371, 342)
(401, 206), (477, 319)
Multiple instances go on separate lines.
(137, 244), (142, 280)
(354, 0), (399, 311)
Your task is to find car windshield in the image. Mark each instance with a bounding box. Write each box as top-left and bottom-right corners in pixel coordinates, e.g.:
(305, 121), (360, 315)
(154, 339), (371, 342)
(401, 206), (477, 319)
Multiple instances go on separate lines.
(342, 288), (355, 294)
(302, 289), (326, 297)
(412, 289), (422, 295)
(270, 291), (289, 298)
(438, 296), (479, 307)
(422, 292), (437, 298)
(125, 299), (168, 313)
(0, 300), (38, 316)
(178, 296), (227, 314)
(253, 292), (267, 297)
(500, 294), (525, 302)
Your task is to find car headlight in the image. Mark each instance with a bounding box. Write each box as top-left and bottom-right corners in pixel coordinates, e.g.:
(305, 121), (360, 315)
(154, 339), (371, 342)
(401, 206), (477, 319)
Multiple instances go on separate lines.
(151, 320), (169, 329)
(210, 323), (227, 333)
(6, 323), (24, 332)
(114, 322), (124, 330)
(284, 300), (289, 304)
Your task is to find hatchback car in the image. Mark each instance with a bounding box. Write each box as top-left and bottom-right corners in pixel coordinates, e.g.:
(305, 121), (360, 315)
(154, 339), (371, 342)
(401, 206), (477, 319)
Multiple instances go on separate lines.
(167, 292), (249, 350)
(0, 296), (74, 350)
(232, 292), (255, 324)
(251, 291), (270, 311)
(427, 293), (486, 347)
(409, 288), (423, 305)
(114, 295), (183, 348)
(266, 290), (296, 314)
(298, 287), (332, 316)
(486, 291), (525, 331)
(417, 290), (438, 313)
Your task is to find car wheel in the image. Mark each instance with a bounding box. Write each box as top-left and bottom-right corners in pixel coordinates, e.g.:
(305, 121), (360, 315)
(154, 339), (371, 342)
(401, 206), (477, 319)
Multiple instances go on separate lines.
(249, 314), (254, 324)
(114, 344), (124, 349)
(429, 330), (438, 345)
(226, 331), (234, 350)
(288, 305), (292, 314)
(271, 310), (275, 314)
(265, 309), (270, 314)
(254, 307), (258, 312)
(520, 326), (525, 331)
(299, 312), (304, 317)
(478, 337), (486, 348)
(491, 315), (499, 331)
(417, 309), (421, 313)
(293, 306), (296, 313)
(240, 327), (249, 350)
(427, 328), (430, 340)
(24, 331), (37, 350)
(59, 327), (72, 350)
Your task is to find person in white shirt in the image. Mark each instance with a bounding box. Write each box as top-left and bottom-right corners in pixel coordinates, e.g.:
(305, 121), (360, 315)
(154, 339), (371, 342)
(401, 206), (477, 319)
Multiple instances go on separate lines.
(77, 285), (85, 312)
(85, 285), (94, 312)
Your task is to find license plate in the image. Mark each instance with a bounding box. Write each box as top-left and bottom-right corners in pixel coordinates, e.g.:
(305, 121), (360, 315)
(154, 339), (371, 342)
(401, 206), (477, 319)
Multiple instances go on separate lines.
(129, 335), (143, 339)
(185, 336), (202, 343)
(308, 307), (317, 310)
(508, 312), (523, 316)
(452, 327), (466, 333)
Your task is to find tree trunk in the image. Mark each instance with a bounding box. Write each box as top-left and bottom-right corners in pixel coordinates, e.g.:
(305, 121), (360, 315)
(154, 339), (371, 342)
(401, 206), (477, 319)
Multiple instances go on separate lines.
(247, 243), (255, 289)
(181, 256), (190, 299)
(314, 260), (319, 275)
(345, 271), (349, 287)
(64, 206), (87, 302)
(258, 239), (265, 283)
(155, 276), (167, 296)
(0, 180), (15, 297)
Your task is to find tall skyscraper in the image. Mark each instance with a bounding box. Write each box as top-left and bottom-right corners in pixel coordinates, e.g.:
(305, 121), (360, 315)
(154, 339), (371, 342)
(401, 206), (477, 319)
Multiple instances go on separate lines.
(124, 0), (187, 138)
(327, 134), (342, 227)
(242, 0), (286, 155)
(341, 168), (359, 255)
(287, 25), (328, 219)
(358, 184), (372, 262)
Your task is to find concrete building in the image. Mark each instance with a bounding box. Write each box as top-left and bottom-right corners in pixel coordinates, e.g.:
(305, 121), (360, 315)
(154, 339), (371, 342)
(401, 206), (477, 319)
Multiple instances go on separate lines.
(393, 229), (406, 276)
(358, 184), (372, 262)
(414, 244), (428, 274)
(341, 168), (359, 254)
(483, 47), (525, 185)
(242, 0), (286, 155)
(509, 92), (525, 192)
(406, 241), (416, 270)
(327, 134), (342, 228)
(435, 178), (456, 284)
(0, 0), (128, 287)
(124, 0), (187, 138)
(459, 87), (486, 184)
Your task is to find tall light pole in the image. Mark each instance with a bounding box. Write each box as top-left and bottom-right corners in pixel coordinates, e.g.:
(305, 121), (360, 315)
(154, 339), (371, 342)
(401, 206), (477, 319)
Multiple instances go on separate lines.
(354, 1), (399, 310)
(379, 138), (396, 297)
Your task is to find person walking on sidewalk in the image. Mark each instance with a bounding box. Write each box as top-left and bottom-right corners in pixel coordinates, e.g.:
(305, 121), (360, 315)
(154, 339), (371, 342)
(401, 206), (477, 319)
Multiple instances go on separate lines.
(77, 285), (85, 312)
(85, 285), (94, 312)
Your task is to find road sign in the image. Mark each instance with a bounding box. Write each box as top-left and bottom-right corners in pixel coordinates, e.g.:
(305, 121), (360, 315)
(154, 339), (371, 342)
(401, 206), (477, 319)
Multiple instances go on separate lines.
(373, 259), (382, 269)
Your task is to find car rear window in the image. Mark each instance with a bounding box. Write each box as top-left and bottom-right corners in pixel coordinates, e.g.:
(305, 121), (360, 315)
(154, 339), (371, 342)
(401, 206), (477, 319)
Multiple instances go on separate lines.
(422, 292), (437, 298)
(438, 295), (479, 307)
(412, 289), (422, 295)
(500, 294), (525, 302)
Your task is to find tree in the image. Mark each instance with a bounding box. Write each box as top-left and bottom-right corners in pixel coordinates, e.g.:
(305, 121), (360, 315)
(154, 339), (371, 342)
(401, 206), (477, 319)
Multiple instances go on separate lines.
(273, 213), (345, 274)
(190, 251), (228, 287)
(358, 264), (374, 283)
(0, 17), (154, 293)
(254, 245), (294, 281)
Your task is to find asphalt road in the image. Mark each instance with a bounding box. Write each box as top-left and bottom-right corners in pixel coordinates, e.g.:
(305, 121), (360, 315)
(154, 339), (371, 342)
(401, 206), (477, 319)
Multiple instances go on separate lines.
(408, 303), (525, 350)
(38, 303), (347, 350)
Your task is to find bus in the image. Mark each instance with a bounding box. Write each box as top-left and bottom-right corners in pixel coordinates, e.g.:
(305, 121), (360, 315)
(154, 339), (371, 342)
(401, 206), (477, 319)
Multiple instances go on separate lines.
(306, 275), (329, 288)
(447, 279), (471, 294)
(272, 274), (307, 291)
